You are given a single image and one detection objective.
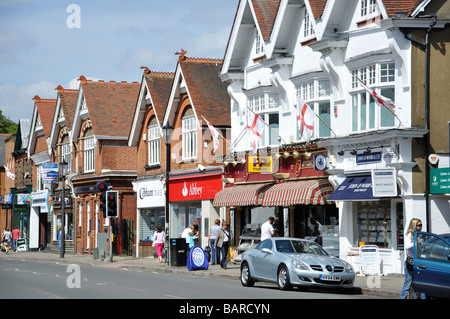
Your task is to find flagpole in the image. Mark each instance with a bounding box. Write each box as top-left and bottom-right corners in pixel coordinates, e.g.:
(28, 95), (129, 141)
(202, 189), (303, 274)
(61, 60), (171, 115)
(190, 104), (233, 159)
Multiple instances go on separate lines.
(314, 113), (336, 137)
(247, 106), (287, 145)
(228, 126), (247, 151)
(356, 77), (401, 122)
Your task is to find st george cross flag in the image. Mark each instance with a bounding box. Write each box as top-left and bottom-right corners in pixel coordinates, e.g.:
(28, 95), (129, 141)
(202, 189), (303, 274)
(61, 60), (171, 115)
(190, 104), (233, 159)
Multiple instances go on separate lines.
(247, 110), (265, 151)
(204, 118), (220, 153)
(4, 166), (15, 180)
(297, 97), (315, 142)
(359, 79), (396, 109)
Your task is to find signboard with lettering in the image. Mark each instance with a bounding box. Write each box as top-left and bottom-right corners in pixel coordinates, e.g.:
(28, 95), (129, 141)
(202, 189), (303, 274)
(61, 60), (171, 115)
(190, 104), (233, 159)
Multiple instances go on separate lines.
(248, 156), (273, 173)
(359, 245), (380, 275)
(371, 168), (397, 197)
(356, 152), (382, 164)
(136, 180), (165, 208)
(169, 174), (222, 202)
(430, 168), (450, 194)
(43, 163), (59, 184)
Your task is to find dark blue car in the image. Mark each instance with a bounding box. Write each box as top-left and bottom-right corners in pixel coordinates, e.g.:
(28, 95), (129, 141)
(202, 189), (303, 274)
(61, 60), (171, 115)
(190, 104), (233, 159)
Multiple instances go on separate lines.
(414, 231), (450, 298)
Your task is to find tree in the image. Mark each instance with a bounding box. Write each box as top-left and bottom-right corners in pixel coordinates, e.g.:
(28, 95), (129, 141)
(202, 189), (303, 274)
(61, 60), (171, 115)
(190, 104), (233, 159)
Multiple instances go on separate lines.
(0, 110), (18, 134)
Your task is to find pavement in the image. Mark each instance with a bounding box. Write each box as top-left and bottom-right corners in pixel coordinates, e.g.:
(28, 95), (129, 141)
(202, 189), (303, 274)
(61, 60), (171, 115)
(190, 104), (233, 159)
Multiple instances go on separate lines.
(0, 250), (404, 299)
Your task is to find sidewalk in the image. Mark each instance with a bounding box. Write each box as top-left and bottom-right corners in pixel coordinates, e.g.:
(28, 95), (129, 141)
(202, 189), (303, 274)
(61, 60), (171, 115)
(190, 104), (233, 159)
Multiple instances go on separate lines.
(0, 250), (403, 298)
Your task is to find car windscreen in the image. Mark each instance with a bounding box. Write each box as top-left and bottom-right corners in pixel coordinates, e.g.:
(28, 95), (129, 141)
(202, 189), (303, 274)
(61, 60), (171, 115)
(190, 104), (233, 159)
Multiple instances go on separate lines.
(276, 240), (328, 256)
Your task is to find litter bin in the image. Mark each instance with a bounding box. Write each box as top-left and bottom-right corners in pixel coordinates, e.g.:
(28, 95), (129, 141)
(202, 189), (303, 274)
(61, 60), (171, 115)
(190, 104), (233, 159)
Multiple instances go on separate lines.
(170, 238), (187, 267)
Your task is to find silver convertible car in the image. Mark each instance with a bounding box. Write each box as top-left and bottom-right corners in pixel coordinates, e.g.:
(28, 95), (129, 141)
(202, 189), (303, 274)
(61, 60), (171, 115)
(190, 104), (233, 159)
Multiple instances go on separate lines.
(240, 237), (355, 290)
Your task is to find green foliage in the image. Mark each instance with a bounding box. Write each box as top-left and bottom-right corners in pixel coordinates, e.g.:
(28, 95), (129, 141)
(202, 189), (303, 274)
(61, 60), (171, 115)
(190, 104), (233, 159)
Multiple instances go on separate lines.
(0, 110), (18, 134)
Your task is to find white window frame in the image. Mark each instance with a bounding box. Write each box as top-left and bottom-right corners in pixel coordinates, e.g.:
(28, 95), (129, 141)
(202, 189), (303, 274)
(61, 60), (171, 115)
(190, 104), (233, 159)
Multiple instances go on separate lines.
(182, 115), (197, 161)
(254, 29), (265, 58)
(360, 0), (378, 19)
(295, 78), (331, 140)
(247, 91), (280, 148)
(84, 136), (96, 172)
(302, 8), (315, 40)
(350, 61), (396, 132)
(147, 124), (161, 165)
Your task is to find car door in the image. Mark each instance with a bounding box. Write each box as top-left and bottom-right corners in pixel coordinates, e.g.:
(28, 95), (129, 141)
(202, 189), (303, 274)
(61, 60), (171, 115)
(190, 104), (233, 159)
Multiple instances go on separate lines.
(251, 239), (277, 281)
(414, 231), (450, 298)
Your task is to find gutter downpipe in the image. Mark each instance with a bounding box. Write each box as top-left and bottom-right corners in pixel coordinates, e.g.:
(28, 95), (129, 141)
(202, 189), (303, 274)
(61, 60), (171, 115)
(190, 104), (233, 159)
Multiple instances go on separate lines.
(402, 15), (437, 232)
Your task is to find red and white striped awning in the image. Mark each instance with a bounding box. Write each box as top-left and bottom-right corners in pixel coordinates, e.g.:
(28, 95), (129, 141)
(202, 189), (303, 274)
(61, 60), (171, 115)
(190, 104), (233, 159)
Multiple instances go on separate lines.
(261, 179), (334, 206)
(213, 183), (272, 207)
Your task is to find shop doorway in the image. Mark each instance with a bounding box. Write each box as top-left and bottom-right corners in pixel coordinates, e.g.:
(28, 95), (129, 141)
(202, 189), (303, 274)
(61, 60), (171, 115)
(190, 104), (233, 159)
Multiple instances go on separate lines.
(293, 204), (338, 238)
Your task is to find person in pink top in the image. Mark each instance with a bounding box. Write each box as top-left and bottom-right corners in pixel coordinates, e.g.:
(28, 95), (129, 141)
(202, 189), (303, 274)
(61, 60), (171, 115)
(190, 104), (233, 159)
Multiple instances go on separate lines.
(154, 225), (165, 263)
(11, 227), (21, 252)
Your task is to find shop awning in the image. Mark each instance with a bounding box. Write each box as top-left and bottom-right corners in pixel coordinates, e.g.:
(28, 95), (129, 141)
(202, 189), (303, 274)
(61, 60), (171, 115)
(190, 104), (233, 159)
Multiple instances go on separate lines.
(261, 179), (334, 206)
(326, 175), (380, 201)
(213, 183), (272, 207)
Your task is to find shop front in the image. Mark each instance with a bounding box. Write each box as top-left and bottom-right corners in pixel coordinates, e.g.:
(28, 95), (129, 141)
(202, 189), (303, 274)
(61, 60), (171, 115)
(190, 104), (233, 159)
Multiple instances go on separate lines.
(213, 147), (339, 258)
(29, 189), (52, 251)
(134, 178), (165, 257)
(168, 168), (223, 248)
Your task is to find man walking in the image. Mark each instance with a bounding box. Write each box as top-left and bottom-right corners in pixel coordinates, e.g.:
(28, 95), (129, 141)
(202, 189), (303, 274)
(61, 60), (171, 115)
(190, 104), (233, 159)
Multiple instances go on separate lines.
(11, 227), (21, 252)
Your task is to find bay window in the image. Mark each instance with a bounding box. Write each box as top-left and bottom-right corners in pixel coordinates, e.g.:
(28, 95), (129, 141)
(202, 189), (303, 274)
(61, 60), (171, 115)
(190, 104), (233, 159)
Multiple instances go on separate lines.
(247, 92), (280, 148)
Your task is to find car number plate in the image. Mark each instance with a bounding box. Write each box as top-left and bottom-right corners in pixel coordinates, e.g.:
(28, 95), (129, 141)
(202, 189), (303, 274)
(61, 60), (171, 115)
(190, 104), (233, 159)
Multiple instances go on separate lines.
(320, 275), (341, 281)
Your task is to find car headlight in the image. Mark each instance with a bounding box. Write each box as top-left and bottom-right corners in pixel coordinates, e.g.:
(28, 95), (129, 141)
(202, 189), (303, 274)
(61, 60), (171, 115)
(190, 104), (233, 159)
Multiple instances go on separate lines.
(292, 260), (309, 271)
(344, 263), (354, 273)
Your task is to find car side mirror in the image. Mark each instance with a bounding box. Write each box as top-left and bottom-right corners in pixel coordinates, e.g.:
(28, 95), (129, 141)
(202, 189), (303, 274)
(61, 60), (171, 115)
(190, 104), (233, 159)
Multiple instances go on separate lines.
(261, 248), (272, 254)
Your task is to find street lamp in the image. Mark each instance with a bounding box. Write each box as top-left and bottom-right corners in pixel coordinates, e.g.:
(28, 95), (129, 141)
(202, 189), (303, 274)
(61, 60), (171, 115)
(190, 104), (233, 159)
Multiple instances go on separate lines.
(59, 159), (69, 258)
(162, 123), (173, 266)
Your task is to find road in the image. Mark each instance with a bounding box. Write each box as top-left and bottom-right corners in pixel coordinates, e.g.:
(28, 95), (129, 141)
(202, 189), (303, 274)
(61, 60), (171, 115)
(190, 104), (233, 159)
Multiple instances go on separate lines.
(0, 259), (376, 300)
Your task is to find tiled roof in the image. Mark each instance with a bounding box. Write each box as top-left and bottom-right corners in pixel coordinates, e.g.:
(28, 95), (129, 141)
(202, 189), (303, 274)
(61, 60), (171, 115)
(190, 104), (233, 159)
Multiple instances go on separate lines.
(179, 57), (231, 127)
(309, 0), (327, 19)
(33, 95), (56, 139)
(141, 68), (174, 120)
(382, 0), (423, 17)
(78, 76), (140, 138)
(251, 0), (281, 41)
(56, 85), (78, 131)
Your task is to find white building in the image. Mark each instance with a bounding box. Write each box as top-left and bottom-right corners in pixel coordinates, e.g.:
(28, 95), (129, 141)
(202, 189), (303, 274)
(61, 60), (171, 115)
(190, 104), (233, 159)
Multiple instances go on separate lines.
(219, 0), (448, 274)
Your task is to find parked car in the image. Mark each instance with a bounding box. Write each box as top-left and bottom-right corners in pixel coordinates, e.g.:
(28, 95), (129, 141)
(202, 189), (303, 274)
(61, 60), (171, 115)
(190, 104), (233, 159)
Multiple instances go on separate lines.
(414, 231), (450, 298)
(240, 237), (355, 290)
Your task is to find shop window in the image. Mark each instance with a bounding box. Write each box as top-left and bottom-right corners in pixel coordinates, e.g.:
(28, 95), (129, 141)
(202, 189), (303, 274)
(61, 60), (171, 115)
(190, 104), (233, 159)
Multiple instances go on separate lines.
(172, 201), (202, 240)
(356, 201), (392, 248)
(139, 208), (165, 242)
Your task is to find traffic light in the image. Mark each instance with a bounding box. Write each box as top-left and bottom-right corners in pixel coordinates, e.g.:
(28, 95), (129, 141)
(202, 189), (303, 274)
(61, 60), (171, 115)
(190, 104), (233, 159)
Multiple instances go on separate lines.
(100, 191), (107, 218)
(106, 190), (119, 218)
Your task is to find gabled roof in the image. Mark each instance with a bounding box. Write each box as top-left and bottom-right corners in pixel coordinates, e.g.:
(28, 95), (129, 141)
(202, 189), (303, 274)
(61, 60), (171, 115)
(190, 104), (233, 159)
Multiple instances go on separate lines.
(382, 0), (424, 17)
(165, 55), (230, 128)
(128, 68), (174, 147)
(309, 0), (328, 19)
(72, 76), (140, 141)
(27, 95), (56, 158)
(251, 0), (281, 41)
(49, 85), (79, 149)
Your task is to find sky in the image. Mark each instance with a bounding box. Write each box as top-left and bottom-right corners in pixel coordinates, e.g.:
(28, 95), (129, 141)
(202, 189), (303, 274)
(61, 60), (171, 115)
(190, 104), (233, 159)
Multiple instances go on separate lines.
(0, 0), (238, 123)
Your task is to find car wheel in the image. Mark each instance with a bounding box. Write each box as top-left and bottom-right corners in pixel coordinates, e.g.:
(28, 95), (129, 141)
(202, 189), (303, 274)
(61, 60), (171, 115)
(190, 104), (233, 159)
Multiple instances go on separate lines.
(277, 265), (293, 290)
(240, 262), (255, 287)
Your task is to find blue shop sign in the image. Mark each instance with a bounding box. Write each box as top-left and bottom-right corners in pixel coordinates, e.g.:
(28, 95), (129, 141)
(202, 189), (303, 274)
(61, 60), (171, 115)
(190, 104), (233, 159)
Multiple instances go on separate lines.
(356, 152), (382, 164)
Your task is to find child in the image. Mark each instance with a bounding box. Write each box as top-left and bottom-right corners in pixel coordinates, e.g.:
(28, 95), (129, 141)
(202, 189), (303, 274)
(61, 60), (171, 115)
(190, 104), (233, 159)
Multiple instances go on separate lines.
(188, 232), (198, 251)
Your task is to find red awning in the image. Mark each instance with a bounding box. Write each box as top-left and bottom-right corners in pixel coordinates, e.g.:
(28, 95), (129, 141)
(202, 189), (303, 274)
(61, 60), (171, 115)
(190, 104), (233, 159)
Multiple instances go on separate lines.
(261, 179), (334, 206)
(213, 183), (272, 207)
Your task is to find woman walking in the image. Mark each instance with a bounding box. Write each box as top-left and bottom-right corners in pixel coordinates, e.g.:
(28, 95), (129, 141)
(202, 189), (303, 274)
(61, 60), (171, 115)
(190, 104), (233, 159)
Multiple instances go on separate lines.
(154, 225), (165, 263)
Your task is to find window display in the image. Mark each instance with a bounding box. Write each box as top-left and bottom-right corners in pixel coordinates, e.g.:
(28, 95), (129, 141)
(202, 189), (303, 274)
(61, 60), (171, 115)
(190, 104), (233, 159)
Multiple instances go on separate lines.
(356, 201), (391, 248)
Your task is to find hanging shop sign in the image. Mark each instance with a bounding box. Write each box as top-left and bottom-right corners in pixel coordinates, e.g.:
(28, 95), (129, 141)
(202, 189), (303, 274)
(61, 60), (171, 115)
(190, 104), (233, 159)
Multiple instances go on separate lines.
(314, 154), (327, 171)
(248, 156), (273, 173)
(16, 194), (31, 205)
(371, 168), (397, 197)
(42, 163), (59, 184)
(31, 189), (52, 213)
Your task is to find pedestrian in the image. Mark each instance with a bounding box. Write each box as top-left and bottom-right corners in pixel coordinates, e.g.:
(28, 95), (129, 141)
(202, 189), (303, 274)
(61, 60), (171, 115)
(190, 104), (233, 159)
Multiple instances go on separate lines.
(261, 216), (276, 241)
(182, 226), (192, 256)
(399, 218), (426, 299)
(11, 227), (20, 252)
(154, 225), (165, 263)
(2, 228), (12, 254)
(188, 231), (198, 251)
(208, 219), (221, 265)
(215, 223), (230, 269)
(313, 218), (323, 246)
